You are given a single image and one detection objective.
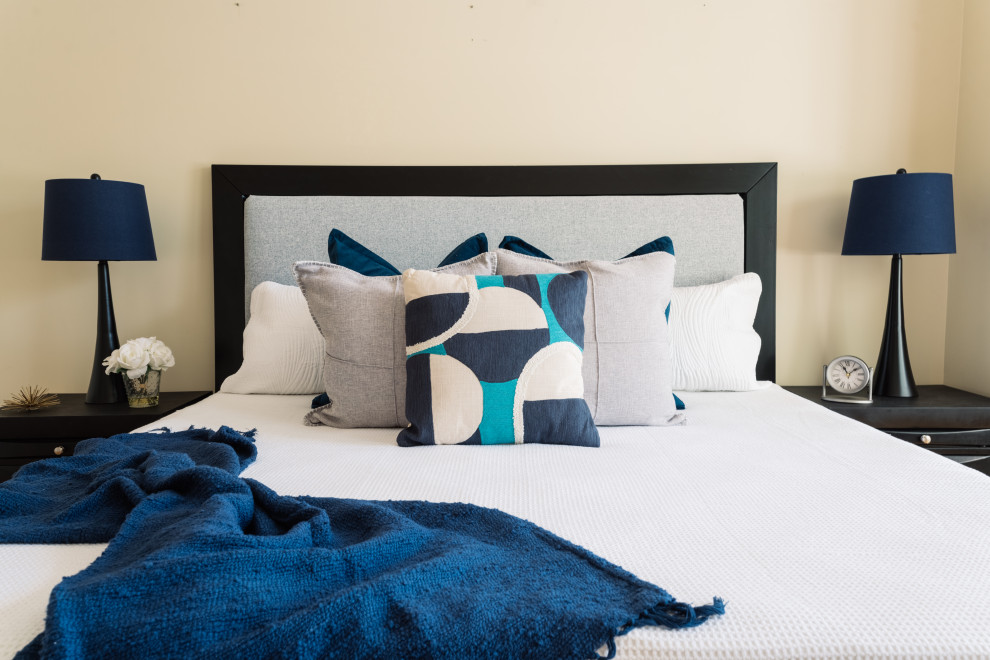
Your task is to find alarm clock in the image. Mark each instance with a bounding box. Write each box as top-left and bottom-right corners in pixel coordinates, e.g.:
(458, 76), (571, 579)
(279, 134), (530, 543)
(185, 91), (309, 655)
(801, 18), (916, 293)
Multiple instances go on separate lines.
(821, 355), (874, 404)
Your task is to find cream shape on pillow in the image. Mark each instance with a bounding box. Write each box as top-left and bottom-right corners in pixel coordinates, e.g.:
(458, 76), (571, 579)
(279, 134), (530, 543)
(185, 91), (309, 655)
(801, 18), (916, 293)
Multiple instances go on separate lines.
(402, 267), (474, 302)
(460, 287), (548, 334)
(428, 354), (484, 445)
(513, 343), (585, 444)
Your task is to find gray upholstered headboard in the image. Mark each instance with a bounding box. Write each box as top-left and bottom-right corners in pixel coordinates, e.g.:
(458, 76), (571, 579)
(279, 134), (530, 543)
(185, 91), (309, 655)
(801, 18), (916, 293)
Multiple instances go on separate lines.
(212, 164), (777, 390)
(243, 194), (743, 306)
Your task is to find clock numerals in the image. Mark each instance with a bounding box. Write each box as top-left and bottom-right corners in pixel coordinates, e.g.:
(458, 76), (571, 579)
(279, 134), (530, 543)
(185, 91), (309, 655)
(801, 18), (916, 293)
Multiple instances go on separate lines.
(825, 356), (870, 396)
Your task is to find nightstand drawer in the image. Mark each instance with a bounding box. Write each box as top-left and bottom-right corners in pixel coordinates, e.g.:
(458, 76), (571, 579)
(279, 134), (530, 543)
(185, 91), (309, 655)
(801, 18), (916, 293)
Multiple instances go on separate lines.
(884, 428), (990, 449)
(0, 440), (79, 460)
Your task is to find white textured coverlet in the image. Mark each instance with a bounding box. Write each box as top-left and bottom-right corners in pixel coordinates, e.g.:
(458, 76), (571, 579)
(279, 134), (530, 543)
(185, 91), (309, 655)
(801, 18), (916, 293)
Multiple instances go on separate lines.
(2, 387), (989, 658)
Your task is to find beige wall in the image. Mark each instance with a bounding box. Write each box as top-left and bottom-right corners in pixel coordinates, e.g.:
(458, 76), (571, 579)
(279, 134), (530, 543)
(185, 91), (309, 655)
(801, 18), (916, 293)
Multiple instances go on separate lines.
(945, 0), (990, 396)
(0, 1), (968, 397)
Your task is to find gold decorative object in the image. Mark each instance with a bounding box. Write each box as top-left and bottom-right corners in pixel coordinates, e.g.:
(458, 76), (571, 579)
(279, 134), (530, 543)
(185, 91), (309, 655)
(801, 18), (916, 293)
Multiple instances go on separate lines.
(1, 385), (61, 411)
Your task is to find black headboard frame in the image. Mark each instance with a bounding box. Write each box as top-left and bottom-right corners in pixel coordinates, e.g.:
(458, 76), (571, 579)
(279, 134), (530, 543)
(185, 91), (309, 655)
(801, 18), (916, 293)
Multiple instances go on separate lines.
(211, 163), (777, 391)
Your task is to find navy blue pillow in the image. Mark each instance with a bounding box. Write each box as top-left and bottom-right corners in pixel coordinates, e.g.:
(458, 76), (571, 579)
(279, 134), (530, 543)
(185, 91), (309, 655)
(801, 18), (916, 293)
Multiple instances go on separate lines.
(621, 236), (675, 260)
(497, 236), (554, 260)
(498, 235), (685, 411)
(436, 233), (490, 268)
(328, 229), (489, 276)
(498, 235), (673, 261)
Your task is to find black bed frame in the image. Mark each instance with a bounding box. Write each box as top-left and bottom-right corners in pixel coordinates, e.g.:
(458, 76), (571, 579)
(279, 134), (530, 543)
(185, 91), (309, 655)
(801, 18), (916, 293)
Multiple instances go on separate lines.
(211, 163), (778, 391)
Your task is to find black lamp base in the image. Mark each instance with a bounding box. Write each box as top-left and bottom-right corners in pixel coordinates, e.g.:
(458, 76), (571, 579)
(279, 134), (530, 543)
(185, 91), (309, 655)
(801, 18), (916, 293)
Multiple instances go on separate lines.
(86, 261), (127, 404)
(873, 254), (918, 398)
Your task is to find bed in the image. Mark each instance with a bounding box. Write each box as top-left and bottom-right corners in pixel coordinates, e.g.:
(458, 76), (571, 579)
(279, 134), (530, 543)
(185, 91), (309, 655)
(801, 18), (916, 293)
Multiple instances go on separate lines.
(2, 163), (989, 659)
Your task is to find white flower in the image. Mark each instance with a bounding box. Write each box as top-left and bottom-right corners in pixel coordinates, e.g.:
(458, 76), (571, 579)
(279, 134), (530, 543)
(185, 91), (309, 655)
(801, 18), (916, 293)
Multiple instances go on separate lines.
(103, 349), (121, 375)
(117, 342), (151, 379)
(103, 337), (175, 379)
(132, 336), (156, 351)
(148, 340), (175, 371)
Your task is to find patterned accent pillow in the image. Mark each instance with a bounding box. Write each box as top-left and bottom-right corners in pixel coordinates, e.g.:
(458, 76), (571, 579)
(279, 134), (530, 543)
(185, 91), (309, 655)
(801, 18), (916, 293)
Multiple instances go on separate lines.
(398, 269), (600, 447)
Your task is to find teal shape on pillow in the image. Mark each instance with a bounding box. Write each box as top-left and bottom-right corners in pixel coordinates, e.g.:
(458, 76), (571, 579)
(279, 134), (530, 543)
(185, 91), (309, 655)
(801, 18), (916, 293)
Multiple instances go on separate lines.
(408, 344), (447, 359)
(476, 275), (504, 289)
(479, 380), (517, 445)
(328, 229), (489, 276)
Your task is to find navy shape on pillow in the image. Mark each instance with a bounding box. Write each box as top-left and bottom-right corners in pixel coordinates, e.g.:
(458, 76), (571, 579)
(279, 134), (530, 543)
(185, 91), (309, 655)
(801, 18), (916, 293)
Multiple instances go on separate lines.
(405, 292), (472, 348)
(444, 329), (551, 383)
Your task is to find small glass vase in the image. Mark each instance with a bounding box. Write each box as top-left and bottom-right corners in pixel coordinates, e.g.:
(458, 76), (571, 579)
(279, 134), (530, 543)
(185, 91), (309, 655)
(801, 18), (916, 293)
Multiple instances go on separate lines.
(123, 369), (161, 408)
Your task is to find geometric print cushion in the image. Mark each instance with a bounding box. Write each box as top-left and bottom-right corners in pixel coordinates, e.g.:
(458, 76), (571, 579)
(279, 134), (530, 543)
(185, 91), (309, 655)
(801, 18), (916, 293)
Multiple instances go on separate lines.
(397, 269), (600, 447)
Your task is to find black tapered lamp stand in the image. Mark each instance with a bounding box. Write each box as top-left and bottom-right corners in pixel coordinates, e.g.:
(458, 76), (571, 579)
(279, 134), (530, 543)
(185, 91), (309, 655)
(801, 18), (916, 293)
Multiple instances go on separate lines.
(89, 260), (127, 403)
(42, 174), (156, 403)
(842, 169), (955, 398)
(873, 254), (916, 397)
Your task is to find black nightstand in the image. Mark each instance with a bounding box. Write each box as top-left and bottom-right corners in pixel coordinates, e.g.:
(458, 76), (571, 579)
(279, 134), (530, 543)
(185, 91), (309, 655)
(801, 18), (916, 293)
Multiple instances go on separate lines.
(784, 385), (990, 476)
(0, 391), (211, 482)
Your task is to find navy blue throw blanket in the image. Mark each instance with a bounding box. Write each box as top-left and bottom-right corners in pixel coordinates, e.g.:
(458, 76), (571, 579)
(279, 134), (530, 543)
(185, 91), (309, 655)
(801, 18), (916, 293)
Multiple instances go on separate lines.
(0, 428), (724, 659)
(0, 426), (257, 544)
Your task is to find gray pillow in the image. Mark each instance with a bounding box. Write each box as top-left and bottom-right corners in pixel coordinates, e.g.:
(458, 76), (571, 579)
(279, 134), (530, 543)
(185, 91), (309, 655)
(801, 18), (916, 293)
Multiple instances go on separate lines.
(496, 249), (684, 426)
(295, 253), (497, 428)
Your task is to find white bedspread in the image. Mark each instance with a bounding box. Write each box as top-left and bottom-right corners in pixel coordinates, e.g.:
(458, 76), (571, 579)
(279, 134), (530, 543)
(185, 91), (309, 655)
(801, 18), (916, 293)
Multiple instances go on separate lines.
(3, 386), (989, 658)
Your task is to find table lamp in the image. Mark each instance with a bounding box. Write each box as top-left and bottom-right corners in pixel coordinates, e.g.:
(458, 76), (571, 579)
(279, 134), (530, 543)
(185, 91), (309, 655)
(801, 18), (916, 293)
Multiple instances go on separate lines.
(841, 169), (955, 397)
(42, 174), (157, 404)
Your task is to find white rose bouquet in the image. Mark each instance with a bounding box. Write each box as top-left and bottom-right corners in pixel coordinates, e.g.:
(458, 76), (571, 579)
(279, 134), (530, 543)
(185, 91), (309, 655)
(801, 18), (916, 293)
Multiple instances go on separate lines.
(103, 337), (175, 380)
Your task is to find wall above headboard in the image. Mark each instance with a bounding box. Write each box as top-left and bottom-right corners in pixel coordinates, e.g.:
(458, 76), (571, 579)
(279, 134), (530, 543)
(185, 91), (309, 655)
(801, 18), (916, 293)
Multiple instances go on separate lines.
(2, 4), (965, 398)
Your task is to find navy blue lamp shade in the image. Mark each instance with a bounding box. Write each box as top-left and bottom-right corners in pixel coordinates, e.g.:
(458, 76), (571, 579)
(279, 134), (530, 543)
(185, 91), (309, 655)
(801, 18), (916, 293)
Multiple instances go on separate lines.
(42, 178), (156, 261)
(842, 172), (955, 256)
(41, 175), (156, 404)
(841, 171), (955, 398)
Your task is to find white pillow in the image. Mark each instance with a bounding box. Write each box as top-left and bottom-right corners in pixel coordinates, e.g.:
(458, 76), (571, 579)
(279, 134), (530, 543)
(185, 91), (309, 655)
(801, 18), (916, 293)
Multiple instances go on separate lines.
(220, 281), (324, 394)
(670, 273), (763, 391)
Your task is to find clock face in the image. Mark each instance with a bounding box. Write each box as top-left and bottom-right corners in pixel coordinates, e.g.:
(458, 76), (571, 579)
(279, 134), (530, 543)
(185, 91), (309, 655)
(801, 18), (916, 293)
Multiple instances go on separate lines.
(826, 356), (870, 394)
